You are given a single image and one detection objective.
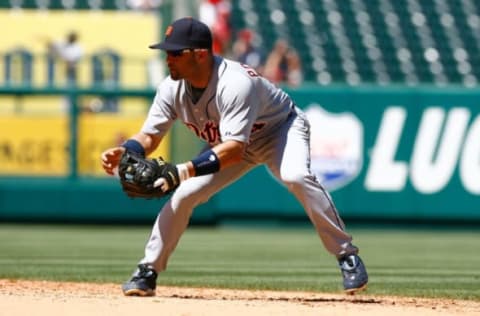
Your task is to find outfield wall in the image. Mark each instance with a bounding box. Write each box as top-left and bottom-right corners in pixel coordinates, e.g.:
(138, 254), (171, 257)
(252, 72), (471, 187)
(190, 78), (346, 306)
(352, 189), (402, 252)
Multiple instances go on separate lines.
(221, 85), (480, 222)
(0, 85), (479, 223)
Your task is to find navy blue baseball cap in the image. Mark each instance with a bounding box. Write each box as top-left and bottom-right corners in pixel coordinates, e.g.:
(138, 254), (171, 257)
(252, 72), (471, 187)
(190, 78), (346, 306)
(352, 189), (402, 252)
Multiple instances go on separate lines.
(149, 17), (212, 51)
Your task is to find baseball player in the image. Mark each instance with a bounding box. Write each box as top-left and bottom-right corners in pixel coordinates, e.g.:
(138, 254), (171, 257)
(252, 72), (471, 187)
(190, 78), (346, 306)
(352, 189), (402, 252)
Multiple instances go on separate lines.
(101, 17), (368, 296)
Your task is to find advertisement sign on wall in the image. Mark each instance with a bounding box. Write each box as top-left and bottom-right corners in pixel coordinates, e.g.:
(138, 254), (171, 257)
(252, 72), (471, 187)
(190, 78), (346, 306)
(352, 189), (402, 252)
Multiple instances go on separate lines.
(290, 87), (480, 219)
(0, 114), (169, 176)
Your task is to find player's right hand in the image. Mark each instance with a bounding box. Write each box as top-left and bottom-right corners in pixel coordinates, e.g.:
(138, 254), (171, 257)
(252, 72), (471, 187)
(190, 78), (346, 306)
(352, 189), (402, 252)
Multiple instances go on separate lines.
(101, 147), (126, 176)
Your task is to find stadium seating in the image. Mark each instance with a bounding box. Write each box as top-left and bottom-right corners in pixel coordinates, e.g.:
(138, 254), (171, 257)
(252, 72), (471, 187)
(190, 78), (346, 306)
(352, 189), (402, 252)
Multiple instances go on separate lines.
(230, 0), (480, 86)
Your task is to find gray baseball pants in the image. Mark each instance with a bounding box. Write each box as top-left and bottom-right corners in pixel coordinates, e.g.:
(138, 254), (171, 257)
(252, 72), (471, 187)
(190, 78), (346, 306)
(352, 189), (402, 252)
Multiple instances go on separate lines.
(140, 109), (359, 272)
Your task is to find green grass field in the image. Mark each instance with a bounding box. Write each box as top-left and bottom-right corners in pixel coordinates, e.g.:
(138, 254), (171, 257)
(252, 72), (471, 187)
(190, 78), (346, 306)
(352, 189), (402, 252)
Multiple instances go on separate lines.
(0, 223), (478, 301)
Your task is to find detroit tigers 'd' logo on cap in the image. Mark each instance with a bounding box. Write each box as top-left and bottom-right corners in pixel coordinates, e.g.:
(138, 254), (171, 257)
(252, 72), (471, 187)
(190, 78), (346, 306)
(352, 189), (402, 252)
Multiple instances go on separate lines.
(165, 26), (173, 36)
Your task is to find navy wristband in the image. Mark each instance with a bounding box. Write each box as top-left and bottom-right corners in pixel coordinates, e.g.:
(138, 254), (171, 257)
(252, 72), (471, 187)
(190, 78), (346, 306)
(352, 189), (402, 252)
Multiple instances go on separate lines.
(121, 139), (145, 157)
(191, 149), (220, 176)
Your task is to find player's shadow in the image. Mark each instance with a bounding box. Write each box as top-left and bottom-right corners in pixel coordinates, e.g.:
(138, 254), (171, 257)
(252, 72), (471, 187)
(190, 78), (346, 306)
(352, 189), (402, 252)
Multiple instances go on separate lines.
(167, 293), (381, 304)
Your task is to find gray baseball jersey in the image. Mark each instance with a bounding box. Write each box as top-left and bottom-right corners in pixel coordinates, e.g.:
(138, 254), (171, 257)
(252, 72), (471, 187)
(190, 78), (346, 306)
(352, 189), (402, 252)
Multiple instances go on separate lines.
(138, 56), (358, 273)
(142, 56), (293, 153)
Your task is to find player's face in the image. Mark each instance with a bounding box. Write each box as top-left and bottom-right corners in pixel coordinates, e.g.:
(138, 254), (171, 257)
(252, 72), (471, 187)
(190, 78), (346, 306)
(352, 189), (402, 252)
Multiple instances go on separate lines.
(165, 49), (201, 80)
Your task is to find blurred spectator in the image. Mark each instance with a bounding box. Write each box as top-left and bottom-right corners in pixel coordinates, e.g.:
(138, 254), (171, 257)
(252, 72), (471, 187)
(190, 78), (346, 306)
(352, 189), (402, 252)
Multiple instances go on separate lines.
(47, 31), (83, 85)
(231, 28), (265, 73)
(199, 0), (232, 55)
(263, 39), (303, 87)
(286, 48), (303, 86)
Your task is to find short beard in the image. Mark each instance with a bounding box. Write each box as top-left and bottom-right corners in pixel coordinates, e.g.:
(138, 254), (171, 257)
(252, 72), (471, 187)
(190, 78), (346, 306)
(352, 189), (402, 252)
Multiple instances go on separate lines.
(169, 71), (180, 80)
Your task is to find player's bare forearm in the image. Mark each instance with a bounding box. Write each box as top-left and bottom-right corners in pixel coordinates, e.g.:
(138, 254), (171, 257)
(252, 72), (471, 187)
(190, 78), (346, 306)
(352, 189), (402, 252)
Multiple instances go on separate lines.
(211, 140), (246, 169)
(178, 140), (246, 179)
(129, 132), (162, 156)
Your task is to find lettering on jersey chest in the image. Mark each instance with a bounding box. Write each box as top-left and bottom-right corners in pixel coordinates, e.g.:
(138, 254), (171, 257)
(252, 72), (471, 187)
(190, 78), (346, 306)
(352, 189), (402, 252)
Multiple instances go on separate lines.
(185, 120), (221, 144)
(184, 120), (267, 145)
(179, 85), (267, 144)
(180, 87), (221, 143)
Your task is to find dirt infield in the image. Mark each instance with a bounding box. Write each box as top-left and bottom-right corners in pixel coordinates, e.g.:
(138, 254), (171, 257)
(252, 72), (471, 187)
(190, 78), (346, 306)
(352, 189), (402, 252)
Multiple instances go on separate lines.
(1, 279), (479, 316)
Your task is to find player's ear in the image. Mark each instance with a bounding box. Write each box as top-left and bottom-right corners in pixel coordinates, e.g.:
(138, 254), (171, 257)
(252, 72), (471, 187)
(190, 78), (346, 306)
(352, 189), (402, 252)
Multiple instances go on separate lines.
(194, 49), (209, 62)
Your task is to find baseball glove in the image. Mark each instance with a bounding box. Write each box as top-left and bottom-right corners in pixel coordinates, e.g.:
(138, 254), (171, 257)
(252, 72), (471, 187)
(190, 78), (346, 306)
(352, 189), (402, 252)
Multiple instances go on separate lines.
(118, 150), (180, 199)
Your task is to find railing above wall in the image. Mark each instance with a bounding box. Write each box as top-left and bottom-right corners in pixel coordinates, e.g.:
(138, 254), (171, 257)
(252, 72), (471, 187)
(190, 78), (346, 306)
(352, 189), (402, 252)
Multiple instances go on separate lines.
(0, 86), (154, 178)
